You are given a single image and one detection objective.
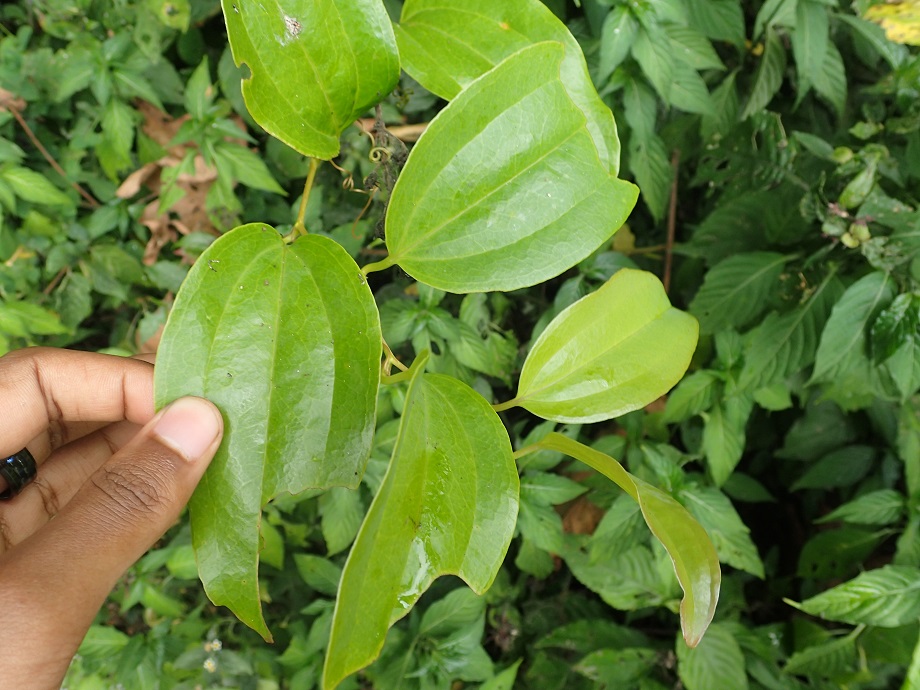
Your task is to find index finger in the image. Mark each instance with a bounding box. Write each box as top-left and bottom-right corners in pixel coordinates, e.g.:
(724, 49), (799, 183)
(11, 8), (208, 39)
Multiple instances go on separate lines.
(0, 348), (156, 460)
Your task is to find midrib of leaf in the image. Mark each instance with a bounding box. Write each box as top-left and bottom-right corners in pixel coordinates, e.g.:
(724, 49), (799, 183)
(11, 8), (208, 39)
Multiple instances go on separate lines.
(416, 155), (610, 260)
(700, 254), (788, 315)
(393, 123), (583, 259)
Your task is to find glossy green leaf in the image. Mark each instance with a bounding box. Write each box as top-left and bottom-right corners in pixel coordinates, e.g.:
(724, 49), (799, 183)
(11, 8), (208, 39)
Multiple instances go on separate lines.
(376, 42), (637, 293)
(690, 252), (790, 334)
(396, 0), (621, 174)
(792, 565), (920, 627)
(323, 354), (518, 689)
(221, 0), (399, 159)
(536, 433), (720, 648)
(155, 224), (382, 640)
(508, 269), (698, 423)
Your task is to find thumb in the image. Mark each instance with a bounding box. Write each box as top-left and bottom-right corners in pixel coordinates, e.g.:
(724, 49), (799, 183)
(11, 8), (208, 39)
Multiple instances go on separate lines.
(1, 397), (222, 685)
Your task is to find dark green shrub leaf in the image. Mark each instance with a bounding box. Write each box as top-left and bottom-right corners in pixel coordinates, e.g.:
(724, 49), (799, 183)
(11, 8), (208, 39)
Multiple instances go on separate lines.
(797, 527), (885, 580)
(378, 41), (637, 293)
(792, 565), (920, 627)
(784, 632), (857, 678)
(681, 485), (764, 578)
(677, 622), (748, 690)
(155, 224), (382, 640)
(817, 489), (905, 526)
(741, 28), (786, 119)
(323, 355), (518, 689)
(812, 271), (896, 382)
(791, 445), (875, 491)
(510, 269), (698, 423)
(222, 0), (399, 159)
(396, 0), (621, 173)
(690, 252), (790, 334)
(871, 292), (920, 363)
(702, 394), (754, 486)
(739, 273), (843, 390)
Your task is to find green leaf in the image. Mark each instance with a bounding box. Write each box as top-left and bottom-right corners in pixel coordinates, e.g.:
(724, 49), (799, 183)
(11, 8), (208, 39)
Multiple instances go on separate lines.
(812, 272), (896, 382)
(599, 6), (639, 82)
(793, 565), (920, 627)
(681, 485), (764, 578)
(812, 42), (847, 118)
(663, 370), (720, 424)
(319, 486), (365, 556)
(0, 167), (72, 206)
(77, 626), (132, 659)
(702, 394), (754, 486)
(784, 632), (857, 678)
(510, 269), (698, 424)
(294, 554), (343, 597)
(739, 273), (843, 390)
(379, 42), (637, 293)
(574, 647), (658, 685)
(323, 356), (518, 689)
(871, 293), (920, 363)
(685, 0), (745, 45)
(741, 29), (787, 119)
(538, 434), (720, 647)
(677, 622), (749, 690)
(213, 142), (285, 194)
(155, 224), (382, 640)
(628, 133), (672, 221)
(797, 527), (884, 580)
(792, 0), (829, 95)
(690, 252), (790, 334)
(665, 25), (725, 71)
(668, 61), (715, 115)
(481, 660), (522, 690)
(521, 472), (587, 506)
(631, 25), (674, 103)
(221, 0), (399, 159)
(396, 0), (622, 174)
(791, 445), (875, 491)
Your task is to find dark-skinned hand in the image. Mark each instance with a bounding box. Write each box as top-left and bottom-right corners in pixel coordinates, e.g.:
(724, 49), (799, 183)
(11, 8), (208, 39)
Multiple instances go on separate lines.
(0, 348), (223, 689)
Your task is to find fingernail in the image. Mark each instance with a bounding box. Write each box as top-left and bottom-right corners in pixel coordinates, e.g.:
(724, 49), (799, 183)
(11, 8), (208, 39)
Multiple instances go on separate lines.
(153, 397), (223, 463)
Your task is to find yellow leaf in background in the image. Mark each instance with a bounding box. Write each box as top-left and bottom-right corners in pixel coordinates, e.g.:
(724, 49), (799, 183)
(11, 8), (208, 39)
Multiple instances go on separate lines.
(864, 0), (920, 46)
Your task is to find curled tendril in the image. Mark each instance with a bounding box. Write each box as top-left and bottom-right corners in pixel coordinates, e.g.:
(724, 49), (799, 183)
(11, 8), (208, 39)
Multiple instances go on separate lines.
(369, 146), (391, 163)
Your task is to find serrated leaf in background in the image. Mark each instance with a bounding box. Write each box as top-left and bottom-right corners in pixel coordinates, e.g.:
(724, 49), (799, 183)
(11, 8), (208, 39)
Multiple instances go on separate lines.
(739, 273), (844, 390)
(677, 622), (749, 690)
(741, 29), (786, 119)
(794, 565), (920, 627)
(812, 271), (896, 382)
(690, 252), (790, 334)
(681, 485), (764, 578)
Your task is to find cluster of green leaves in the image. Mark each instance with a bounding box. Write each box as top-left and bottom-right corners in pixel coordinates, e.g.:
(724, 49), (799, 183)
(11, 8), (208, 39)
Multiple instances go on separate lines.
(5, 0), (920, 689)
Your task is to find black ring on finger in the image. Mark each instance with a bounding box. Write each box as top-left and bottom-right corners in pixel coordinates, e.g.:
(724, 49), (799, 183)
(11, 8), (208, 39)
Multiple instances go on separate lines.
(0, 448), (38, 500)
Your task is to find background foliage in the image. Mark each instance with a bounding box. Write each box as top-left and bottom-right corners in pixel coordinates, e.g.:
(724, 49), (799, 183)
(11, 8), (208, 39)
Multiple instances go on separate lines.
(1, 0), (919, 688)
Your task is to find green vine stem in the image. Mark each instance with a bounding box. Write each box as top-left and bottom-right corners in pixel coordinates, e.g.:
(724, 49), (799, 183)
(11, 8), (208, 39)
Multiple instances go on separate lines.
(289, 157), (320, 240)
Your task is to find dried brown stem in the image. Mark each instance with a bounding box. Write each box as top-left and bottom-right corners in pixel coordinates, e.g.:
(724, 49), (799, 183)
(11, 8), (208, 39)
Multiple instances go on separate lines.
(8, 105), (100, 208)
(664, 149), (680, 294)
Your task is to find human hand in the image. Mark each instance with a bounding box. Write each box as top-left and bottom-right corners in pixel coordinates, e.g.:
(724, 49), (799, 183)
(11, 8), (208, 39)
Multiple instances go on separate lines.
(0, 347), (223, 689)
